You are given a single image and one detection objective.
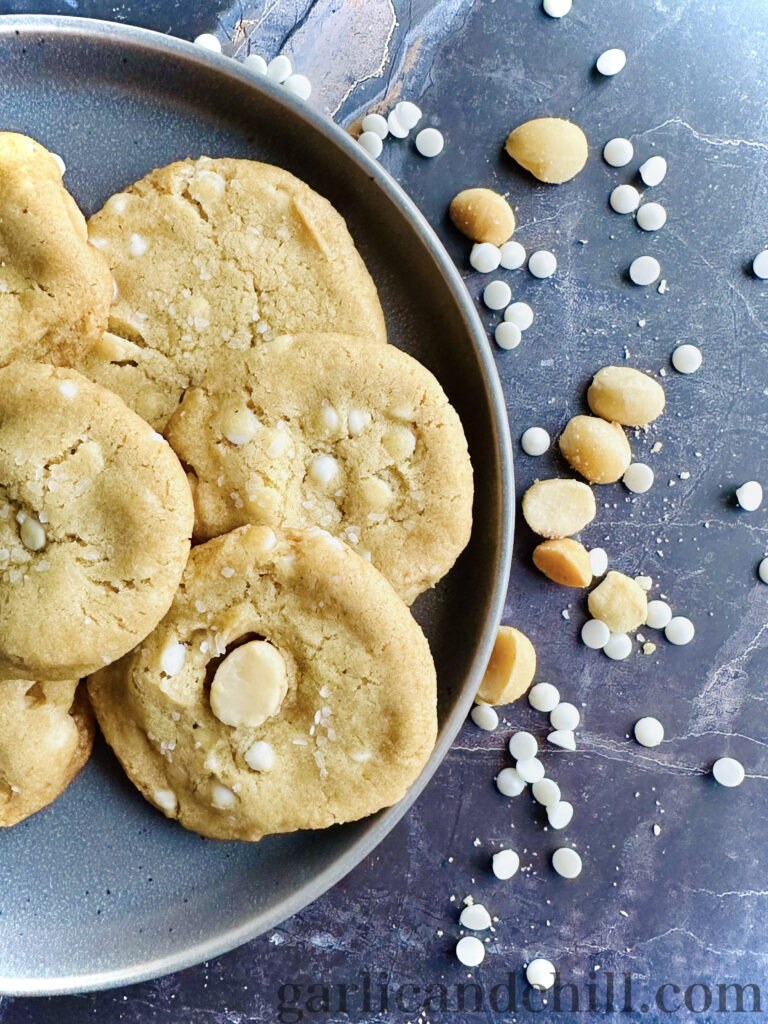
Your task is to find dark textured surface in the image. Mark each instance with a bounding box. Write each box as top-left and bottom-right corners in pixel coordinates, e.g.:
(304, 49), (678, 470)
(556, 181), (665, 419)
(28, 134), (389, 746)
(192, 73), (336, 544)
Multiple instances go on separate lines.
(1, 0), (767, 1020)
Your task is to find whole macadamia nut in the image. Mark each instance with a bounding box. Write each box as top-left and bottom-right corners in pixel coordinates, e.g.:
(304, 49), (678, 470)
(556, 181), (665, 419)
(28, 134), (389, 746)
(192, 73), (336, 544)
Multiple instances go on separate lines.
(449, 187), (516, 246)
(559, 415), (632, 484)
(532, 538), (592, 587)
(522, 478), (597, 538)
(587, 570), (648, 634)
(505, 117), (588, 184)
(588, 366), (666, 427)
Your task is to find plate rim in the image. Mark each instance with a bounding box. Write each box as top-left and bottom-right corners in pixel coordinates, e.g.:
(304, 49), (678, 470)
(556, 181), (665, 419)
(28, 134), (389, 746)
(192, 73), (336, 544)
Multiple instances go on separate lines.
(0, 12), (514, 996)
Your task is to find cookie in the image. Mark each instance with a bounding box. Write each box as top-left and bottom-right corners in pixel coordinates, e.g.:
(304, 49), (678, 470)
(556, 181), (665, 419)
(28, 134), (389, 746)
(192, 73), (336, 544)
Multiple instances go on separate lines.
(164, 332), (473, 604)
(0, 679), (94, 827)
(88, 524), (438, 841)
(83, 157), (387, 426)
(0, 132), (112, 366)
(0, 362), (194, 680)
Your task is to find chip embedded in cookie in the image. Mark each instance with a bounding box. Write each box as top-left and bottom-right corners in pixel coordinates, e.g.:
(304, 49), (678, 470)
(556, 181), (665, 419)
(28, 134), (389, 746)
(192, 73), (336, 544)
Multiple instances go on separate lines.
(0, 362), (194, 680)
(88, 525), (438, 841)
(83, 157), (386, 424)
(0, 132), (112, 366)
(164, 332), (473, 603)
(0, 679), (94, 827)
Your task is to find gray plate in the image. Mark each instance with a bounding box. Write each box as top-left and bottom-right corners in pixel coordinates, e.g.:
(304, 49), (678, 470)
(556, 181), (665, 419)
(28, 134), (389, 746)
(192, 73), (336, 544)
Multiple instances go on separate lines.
(0, 15), (513, 996)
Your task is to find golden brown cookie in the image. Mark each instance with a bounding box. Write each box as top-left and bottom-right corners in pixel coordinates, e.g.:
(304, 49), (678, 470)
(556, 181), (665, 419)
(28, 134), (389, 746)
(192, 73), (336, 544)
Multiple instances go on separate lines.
(0, 679), (94, 827)
(82, 157), (386, 426)
(88, 524), (438, 841)
(164, 332), (473, 604)
(0, 132), (112, 366)
(0, 362), (194, 680)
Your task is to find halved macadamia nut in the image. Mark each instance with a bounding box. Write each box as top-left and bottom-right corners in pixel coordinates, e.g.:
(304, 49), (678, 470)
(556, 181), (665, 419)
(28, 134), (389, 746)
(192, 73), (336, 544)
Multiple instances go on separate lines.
(587, 570), (648, 633)
(449, 187), (516, 246)
(559, 415), (632, 484)
(533, 538), (592, 587)
(522, 478), (597, 538)
(505, 118), (588, 184)
(477, 625), (536, 706)
(587, 366), (666, 427)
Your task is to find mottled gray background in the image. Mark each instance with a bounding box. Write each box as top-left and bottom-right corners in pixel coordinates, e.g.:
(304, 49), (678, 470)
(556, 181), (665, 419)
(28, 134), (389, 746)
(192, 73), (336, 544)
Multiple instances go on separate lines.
(1, 0), (767, 1020)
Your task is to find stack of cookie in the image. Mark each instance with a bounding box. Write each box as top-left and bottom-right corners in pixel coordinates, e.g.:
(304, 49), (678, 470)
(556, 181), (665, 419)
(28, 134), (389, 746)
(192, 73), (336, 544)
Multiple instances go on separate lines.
(0, 133), (474, 841)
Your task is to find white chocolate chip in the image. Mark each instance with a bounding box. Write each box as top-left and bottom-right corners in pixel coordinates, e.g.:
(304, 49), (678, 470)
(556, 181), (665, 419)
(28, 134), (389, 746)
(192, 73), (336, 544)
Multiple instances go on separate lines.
(319, 404), (339, 431)
(160, 642), (187, 676)
(382, 425), (416, 461)
(58, 380), (78, 399)
(211, 782), (237, 809)
(460, 903), (492, 931)
(209, 640), (288, 728)
(308, 455), (338, 486)
(552, 846), (582, 878)
(360, 476), (393, 510)
(527, 958), (557, 990)
(348, 409), (371, 436)
(222, 405), (260, 445)
(492, 848), (520, 879)
(455, 935), (485, 967)
(244, 740), (275, 772)
(128, 233), (148, 257)
(154, 788), (178, 813)
(20, 518), (45, 551)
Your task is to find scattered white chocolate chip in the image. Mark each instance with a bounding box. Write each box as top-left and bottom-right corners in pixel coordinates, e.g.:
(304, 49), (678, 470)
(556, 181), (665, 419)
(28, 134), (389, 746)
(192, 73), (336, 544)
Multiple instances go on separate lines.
(266, 55), (292, 83)
(415, 127), (444, 157)
(623, 462), (654, 493)
(194, 33), (222, 53)
(528, 250), (557, 279)
(532, 778), (560, 807)
(636, 202), (667, 231)
(243, 53), (268, 75)
(528, 681), (560, 712)
(492, 848), (520, 879)
(20, 518), (45, 551)
(471, 703), (499, 731)
(758, 557), (768, 584)
(736, 481), (763, 512)
(548, 730), (576, 751)
(394, 101), (422, 131)
(211, 783), (237, 809)
(361, 113), (388, 139)
(499, 240), (526, 270)
(128, 233), (148, 257)
(460, 903), (492, 931)
(596, 47), (626, 75)
(309, 455), (338, 485)
(521, 427), (550, 457)
(527, 958), (557, 990)
(752, 250), (768, 279)
(470, 242), (501, 273)
(160, 642), (187, 676)
(610, 184), (641, 214)
(497, 767), (526, 797)
(712, 757), (745, 788)
(58, 380), (78, 399)
(484, 279), (512, 310)
(552, 846), (582, 878)
(547, 800), (574, 829)
(505, 301), (534, 330)
(456, 936), (485, 967)
(516, 757), (545, 784)
(508, 731), (537, 761)
(634, 717), (664, 747)
(671, 344), (702, 374)
(581, 618), (611, 649)
(603, 633), (632, 660)
(550, 702), (579, 731)
(244, 740), (275, 772)
(629, 255), (661, 286)
(589, 547), (608, 577)
(543, 0), (572, 16)
(665, 616), (694, 646)
(210, 640), (287, 728)
(639, 155), (667, 187)
(283, 74), (311, 100)
(603, 137), (633, 167)
(387, 109), (409, 139)
(646, 600), (672, 629)
(358, 132), (383, 159)
(495, 321), (522, 350)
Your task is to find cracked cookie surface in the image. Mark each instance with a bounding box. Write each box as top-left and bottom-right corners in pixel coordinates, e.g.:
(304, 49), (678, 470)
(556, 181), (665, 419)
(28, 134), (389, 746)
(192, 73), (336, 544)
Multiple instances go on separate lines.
(0, 362), (194, 679)
(0, 132), (112, 366)
(82, 157), (387, 428)
(0, 679), (94, 827)
(88, 524), (438, 841)
(164, 332), (473, 604)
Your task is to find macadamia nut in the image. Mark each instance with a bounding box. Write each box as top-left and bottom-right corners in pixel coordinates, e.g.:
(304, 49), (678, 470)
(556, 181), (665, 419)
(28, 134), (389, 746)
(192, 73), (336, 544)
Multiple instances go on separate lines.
(587, 366), (666, 427)
(587, 571), (648, 634)
(477, 625), (536, 706)
(532, 538), (592, 587)
(449, 187), (516, 246)
(559, 415), (632, 484)
(209, 639), (288, 728)
(505, 117), (588, 184)
(522, 478), (597, 538)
